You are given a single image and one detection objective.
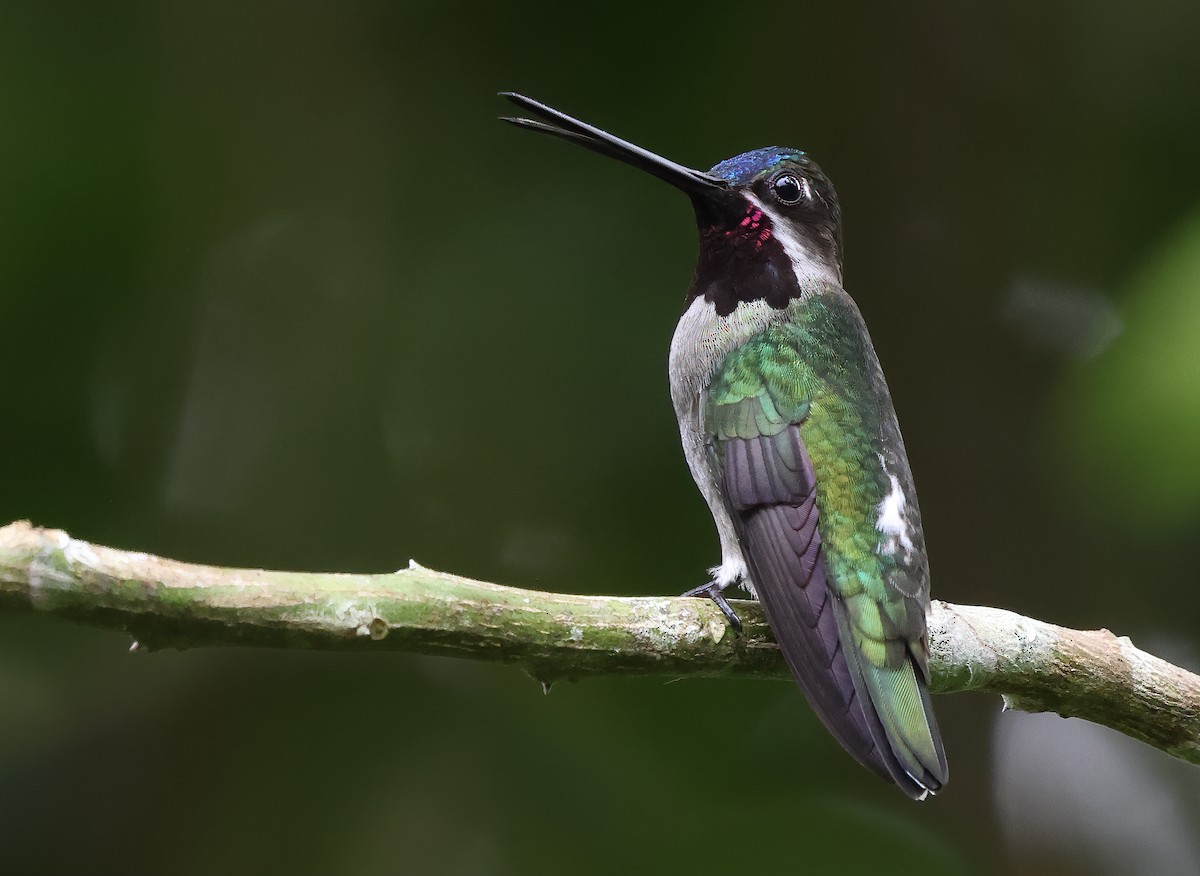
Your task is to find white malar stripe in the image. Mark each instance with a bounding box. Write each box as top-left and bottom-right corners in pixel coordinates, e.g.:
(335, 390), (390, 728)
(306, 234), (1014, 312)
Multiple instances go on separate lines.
(744, 192), (841, 289)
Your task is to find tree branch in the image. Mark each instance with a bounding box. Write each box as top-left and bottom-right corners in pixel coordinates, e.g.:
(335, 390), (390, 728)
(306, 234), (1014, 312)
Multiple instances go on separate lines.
(2, 520), (1197, 766)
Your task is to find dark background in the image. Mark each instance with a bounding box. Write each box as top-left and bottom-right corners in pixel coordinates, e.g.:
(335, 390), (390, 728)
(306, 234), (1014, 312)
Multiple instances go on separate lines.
(2, 3), (1199, 874)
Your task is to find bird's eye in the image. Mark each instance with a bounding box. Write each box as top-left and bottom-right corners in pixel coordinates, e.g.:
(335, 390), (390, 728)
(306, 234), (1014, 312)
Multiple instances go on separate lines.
(771, 174), (805, 205)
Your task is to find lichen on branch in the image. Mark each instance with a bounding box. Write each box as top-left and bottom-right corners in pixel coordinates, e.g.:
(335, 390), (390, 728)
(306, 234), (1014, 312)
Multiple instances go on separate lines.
(1, 520), (1197, 766)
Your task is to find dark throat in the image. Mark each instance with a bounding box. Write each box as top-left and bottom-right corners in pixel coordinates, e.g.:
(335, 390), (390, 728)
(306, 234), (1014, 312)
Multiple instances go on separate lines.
(687, 201), (804, 317)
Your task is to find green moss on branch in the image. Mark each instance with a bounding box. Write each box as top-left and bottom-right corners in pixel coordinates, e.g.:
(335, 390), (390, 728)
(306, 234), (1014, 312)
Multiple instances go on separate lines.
(2, 520), (1198, 766)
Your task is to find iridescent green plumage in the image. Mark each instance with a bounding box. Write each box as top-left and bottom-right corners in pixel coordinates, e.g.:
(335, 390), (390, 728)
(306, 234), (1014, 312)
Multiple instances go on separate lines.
(501, 92), (947, 797)
(707, 291), (945, 793)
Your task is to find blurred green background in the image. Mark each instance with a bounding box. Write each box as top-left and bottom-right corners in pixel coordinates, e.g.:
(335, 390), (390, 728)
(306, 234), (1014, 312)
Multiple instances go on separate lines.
(2, 2), (1200, 874)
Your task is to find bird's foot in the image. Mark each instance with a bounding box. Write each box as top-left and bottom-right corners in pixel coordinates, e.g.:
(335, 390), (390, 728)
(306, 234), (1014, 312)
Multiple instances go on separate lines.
(681, 580), (743, 634)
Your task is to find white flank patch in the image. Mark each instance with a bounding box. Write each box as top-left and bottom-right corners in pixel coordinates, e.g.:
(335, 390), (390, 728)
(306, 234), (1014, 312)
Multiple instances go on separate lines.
(710, 556), (747, 590)
(744, 193), (841, 289)
(876, 454), (915, 554)
(876, 473), (907, 536)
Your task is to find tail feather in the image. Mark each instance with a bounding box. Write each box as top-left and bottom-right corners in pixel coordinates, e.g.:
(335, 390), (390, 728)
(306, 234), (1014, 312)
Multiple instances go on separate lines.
(740, 502), (947, 799)
(742, 506), (903, 791)
(718, 423), (947, 798)
(846, 620), (948, 793)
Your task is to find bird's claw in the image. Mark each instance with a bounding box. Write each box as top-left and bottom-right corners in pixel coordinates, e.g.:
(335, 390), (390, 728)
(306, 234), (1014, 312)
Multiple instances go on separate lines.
(681, 581), (743, 634)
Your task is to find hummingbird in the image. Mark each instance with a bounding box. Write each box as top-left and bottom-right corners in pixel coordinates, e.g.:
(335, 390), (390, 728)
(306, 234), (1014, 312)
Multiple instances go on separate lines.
(500, 93), (948, 799)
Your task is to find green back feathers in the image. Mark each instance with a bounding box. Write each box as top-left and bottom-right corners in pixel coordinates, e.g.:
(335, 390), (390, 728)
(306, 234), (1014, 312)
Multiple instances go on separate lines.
(706, 291), (946, 792)
(708, 294), (895, 617)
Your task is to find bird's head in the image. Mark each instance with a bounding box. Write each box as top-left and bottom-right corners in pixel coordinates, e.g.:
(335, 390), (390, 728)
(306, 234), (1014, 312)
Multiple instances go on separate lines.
(501, 94), (843, 314)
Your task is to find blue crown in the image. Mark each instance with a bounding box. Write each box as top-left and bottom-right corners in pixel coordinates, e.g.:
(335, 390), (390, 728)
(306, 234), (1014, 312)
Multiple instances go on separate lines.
(707, 147), (804, 185)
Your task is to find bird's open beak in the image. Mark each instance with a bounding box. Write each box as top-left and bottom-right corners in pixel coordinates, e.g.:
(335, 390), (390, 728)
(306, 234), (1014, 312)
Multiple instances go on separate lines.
(500, 93), (729, 199)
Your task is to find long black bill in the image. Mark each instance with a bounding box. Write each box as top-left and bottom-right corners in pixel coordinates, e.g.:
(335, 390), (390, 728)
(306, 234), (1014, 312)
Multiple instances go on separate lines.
(500, 93), (728, 198)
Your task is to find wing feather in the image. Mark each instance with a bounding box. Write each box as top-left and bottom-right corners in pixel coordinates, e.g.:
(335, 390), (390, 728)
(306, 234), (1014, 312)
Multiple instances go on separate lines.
(707, 310), (947, 798)
(727, 429), (934, 796)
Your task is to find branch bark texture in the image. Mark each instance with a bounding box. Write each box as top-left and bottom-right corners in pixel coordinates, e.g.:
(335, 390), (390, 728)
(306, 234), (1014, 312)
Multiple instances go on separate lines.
(2, 520), (1198, 766)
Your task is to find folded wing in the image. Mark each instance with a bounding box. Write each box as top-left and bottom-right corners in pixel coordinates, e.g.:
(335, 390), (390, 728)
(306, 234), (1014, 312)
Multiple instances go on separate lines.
(708, 321), (947, 798)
